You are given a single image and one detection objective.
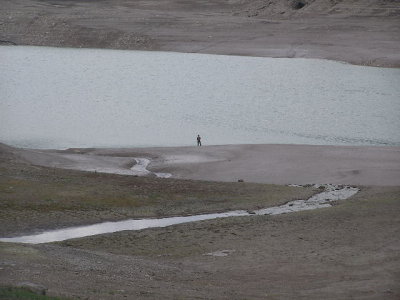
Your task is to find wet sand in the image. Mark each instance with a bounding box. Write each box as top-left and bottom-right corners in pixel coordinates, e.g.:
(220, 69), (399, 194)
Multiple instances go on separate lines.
(15, 144), (400, 186)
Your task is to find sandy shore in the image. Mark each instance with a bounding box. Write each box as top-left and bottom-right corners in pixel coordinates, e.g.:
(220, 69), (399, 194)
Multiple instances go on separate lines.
(14, 144), (400, 186)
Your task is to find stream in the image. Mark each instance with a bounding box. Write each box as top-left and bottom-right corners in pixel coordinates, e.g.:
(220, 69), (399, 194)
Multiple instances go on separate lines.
(0, 185), (358, 244)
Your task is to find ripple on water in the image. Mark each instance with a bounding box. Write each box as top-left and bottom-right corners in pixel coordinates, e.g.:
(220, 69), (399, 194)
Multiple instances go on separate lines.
(1, 46), (399, 149)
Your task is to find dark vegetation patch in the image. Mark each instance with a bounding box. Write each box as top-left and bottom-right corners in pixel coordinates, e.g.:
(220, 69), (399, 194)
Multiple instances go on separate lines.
(292, 1), (306, 10)
(0, 287), (68, 300)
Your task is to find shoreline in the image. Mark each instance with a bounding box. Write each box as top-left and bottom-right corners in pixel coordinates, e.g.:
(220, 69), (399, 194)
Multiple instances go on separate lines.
(2, 0), (399, 68)
(10, 143), (400, 186)
(2, 43), (399, 69)
(0, 141), (320, 236)
(1, 0), (400, 296)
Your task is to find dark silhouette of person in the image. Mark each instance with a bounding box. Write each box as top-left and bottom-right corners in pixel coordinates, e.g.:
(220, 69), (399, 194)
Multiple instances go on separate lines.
(197, 134), (202, 146)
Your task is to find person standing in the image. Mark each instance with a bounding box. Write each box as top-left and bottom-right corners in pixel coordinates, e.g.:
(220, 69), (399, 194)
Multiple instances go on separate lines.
(197, 134), (202, 146)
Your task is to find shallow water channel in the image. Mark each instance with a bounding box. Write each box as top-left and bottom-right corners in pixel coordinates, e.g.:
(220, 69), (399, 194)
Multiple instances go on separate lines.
(132, 158), (171, 178)
(0, 185), (358, 244)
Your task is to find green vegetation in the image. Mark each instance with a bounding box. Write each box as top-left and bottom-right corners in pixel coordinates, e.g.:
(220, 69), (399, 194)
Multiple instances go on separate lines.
(61, 186), (400, 259)
(0, 169), (315, 213)
(0, 145), (316, 216)
(0, 149), (317, 235)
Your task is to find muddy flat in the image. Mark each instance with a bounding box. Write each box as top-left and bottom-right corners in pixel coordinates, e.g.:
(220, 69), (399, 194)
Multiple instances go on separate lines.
(0, 143), (399, 299)
(14, 144), (400, 186)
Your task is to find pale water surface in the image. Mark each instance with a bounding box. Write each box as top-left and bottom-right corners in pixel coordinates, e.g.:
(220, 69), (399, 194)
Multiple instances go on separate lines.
(1, 46), (399, 149)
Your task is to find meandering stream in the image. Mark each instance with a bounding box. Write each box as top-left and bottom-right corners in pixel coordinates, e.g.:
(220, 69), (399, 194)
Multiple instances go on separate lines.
(0, 185), (358, 244)
(132, 158), (171, 178)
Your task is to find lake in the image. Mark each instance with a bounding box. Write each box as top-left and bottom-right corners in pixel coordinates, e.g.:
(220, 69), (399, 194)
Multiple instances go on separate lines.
(1, 46), (399, 149)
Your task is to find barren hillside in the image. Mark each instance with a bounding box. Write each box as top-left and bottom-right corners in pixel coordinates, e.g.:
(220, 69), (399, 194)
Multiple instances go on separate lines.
(1, 0), (399, 66)
(236, 0), (400, 18)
